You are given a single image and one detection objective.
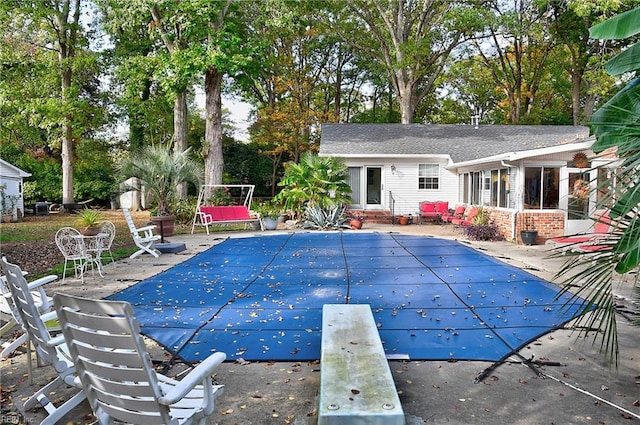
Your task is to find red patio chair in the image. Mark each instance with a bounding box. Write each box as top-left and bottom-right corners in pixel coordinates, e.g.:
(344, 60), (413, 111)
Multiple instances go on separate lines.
(545, 211), (612, 247)
(442, 204), (466, 224)
(452, 207), (478, 227)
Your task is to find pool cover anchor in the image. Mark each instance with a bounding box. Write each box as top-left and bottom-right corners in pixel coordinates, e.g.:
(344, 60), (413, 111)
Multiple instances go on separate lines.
(474, 353), (543, 383)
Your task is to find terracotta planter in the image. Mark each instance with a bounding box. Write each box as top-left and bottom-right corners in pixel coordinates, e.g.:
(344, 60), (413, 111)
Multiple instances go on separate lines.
(151, 215), (175, 237)
(350, 219), (363, 230)
(398, 216), (409, 225)
(82, 225), (101, 236)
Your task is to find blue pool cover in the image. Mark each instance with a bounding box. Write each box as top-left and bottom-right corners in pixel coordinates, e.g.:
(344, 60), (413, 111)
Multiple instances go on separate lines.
(108, 232), (585, 363)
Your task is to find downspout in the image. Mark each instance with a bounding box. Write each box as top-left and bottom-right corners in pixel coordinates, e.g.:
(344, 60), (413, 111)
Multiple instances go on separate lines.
(501, 160), (518, 241)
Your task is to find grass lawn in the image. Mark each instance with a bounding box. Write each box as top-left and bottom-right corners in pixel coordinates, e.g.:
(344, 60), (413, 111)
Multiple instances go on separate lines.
(0, 209), (192, 278)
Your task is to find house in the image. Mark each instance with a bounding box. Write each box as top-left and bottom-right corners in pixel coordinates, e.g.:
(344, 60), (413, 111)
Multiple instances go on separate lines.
(319, 124), (616, 244)
(0, 158), (31, 222)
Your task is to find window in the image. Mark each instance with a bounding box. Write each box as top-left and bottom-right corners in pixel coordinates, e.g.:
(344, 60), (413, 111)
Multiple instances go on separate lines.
(490, 168), (509, 207)
(461, 171), (482, 204)
(471, 171), (481, 204)
(524, 166), (559, 209)
(347, 167), (361, 206)
(418, 164), (439, 190)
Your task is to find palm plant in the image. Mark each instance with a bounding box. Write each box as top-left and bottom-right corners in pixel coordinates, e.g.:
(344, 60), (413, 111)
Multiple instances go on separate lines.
(117, 145), (203, 216)
(274, 152), (352, 219)
(555, 7), (640, 365)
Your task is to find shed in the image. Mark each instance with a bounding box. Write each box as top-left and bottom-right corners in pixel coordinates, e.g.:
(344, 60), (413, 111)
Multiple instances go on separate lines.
(0, 158), (31, 221)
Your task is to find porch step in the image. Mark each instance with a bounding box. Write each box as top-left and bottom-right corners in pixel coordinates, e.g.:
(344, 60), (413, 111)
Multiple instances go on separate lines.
(349, 210), (393, 225)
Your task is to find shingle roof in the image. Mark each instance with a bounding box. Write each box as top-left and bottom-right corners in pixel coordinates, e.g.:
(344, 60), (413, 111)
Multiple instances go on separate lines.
(319, 124), (592, 163)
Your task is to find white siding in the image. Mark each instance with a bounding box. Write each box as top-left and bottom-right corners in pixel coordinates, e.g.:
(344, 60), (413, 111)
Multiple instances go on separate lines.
(344, 158), (458, 216)
(0, 159), (29, 219)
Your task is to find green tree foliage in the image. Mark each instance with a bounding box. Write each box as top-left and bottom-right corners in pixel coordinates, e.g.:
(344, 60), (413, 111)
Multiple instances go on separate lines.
(239, 0), (341, 178)
(328, 0), (481, 124)
(556, 6), (640, 365)
(0, 0), (104, 206)
(470, 1), (557, 123)
(74, 139), (116, 204)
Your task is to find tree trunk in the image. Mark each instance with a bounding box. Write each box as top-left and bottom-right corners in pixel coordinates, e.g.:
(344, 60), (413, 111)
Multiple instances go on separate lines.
(60, 61), (74, 205)
(174, 91), (188, 198)
(204, 67), (224, 186)
(397, 80), (413, 124)
(58, 0), (80, 206)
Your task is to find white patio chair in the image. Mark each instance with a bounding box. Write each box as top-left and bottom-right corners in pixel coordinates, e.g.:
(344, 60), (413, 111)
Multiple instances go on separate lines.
(0, 268), (57, 358)
(55, 226), (93, 283)
(0, 257), (85, 425)
(123, 208), (161, 258)
(100, 220), (116, 263)
(54, 292), (226, 425)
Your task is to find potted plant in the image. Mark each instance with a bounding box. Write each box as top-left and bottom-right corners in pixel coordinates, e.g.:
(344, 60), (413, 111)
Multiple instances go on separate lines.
(77, 208), (104, 236)
(254, 200), (280, 230)
(397, 215), (409, 225)
(346, 212), (364, 229)
(520, 215), (538, 245)
(117, 145), (203, 238)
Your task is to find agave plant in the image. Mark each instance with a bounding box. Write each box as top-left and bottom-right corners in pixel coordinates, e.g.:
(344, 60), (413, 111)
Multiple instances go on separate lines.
(302, 205), (350, 230)
(555, 7), (640, 365)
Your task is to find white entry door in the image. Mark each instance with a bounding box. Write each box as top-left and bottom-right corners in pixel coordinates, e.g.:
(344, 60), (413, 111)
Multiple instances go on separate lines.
(560, 167), (595, 234)
(366, 166), (383, 209)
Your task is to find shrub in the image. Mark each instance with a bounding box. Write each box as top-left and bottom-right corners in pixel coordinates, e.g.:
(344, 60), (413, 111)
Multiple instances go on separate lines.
(463, 221), (503, 241)
(172, 196), (198, 224)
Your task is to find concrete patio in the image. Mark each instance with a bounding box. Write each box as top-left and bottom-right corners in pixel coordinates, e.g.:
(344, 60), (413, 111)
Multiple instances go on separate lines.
(2, 223), (638, 424)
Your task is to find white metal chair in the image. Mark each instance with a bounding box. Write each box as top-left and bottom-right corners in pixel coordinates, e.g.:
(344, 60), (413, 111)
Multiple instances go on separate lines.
(55, 226), (93, 283)
(0, 268), (57, 358)
(54, 292), (226, 425)
(100, 220), (116, 263)
(123, 208), (161, 258)
(1, 257), (85, 425)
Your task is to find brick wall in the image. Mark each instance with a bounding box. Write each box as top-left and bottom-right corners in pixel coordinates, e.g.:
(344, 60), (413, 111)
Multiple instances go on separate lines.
(486, 209), (565, 244)
(487, 209), (514, 241)
(516, 211), (565, 244)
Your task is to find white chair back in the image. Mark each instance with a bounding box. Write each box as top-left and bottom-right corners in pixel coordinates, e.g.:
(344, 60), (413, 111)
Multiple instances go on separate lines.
(0, 257), (85, 425)
(54, 293), (225, 425)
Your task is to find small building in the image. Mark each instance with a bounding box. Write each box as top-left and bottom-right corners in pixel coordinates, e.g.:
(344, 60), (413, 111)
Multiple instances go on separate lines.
(319, 124), (616, 244)
(0, 158), (31, 221)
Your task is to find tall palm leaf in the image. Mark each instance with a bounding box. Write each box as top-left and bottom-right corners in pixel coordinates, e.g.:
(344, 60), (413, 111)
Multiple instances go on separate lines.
(274, 152), (352, 218)
(117, 145), (203, 216)
(556, 7), (640, 365)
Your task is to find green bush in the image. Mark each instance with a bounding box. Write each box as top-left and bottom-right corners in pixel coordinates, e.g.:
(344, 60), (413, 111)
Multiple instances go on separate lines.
(274, 153), (351, 219)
